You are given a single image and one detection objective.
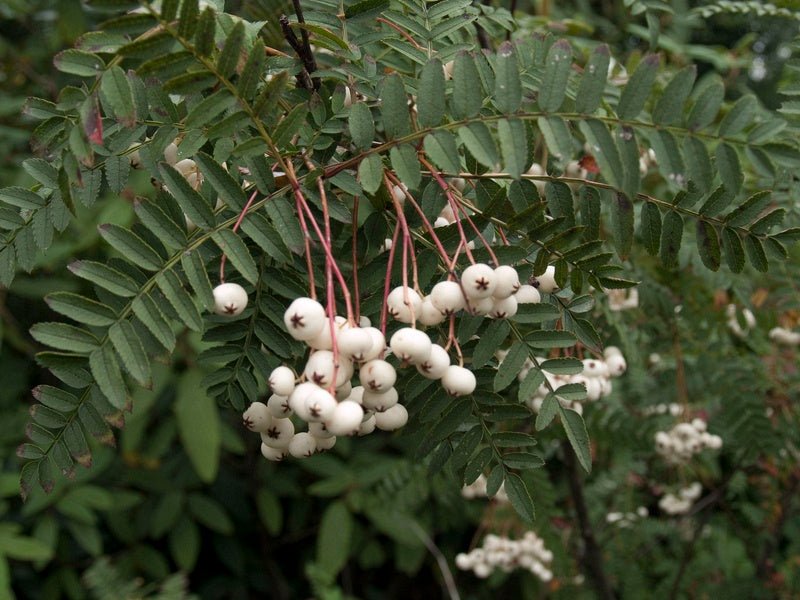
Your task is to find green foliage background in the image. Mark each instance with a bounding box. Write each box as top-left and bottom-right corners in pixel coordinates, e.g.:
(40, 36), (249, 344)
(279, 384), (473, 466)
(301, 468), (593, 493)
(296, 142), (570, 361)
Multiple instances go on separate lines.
(1, 0), (799, 598)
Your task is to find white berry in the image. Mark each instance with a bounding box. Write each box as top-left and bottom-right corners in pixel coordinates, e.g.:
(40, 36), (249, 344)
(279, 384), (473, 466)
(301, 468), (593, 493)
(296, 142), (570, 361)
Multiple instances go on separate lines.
(288, 432), (317, 458)
(430, 280), (466, 314)
(260, 417), (295, 448)
(337, 327), (373, 359)
(362, 387), (399, 412)
(213, 283), (249, 316)
(359, 359), (397, 393)
(441, 365), (477, 396)
(416, 344), (450, 380)
(489, 295), (518, 319)
(269, 366), (295, 396)
(386, 286), (423, 323)
(374, 403), (408, 431)
(242, 402), (272, 433)
(461, 264), (497, 299)
(325, 400), (365, 436)
(304, 387), (337, 422)
(533, 265), (558, 293)
(419, 297), (446, 326)
(516, 284), (541, 304)
(284, 297), (326, 341)
(390, 327), (432, 364)
(493, 266), (520, 299)
(267, 393), (292, 418)
(260, 443), (286, 462)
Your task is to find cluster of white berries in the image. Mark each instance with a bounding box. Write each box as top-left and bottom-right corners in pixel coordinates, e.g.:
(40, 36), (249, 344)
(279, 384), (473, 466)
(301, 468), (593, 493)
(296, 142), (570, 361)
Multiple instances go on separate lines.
(642, 403), (685, 417)
(606, 506), (649, 528)
(242, 297), (419, 461)
(455, 532), (554, 581)
(658, 482), (702, 515)
(607, 287), (639, 311)
(461, 474), (508, 502)
(654, 419), (722, 464)
(521, 346), (627, 416)
(769, 326), (800, 346)
(725, 304), (756, 339)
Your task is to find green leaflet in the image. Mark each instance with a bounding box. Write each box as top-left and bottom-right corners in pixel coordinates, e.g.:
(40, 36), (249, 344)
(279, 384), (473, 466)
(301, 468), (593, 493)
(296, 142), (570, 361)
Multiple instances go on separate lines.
(45, 292), (116, 327)
(381, 74), (411, 139)
(696, 220), (721, 271)
(174, 370), (220, 483)
(653, 65), (696, 126)
(194, 152), (247, 212)
(108, 320), (151, 386)
(451, 52), (482, 119)
(348, 102), (375, 151)
(216, 20), (244, 78)
(559, 406), (592, 472)
(659, 210), (683, 268)
(609, 192), (634, 259)
(53, 49), (105, 77)
(100, 66), (136, 128)
(497, 118), (527, 179)
(504, 473), (535, 524)
(719, 94), (757, 137)
(423, 130), (460, 174)
(616, 54), (659, 119)
(539, 39), (572, 113)
(212, 229), (259, 285)
(89, 345), (128, 410)
(493, 41), (522, 114)
(715, 143), (743, 195)
(389, 144), (421, 190)
(98, 224), (163, 271)
(640, 202), (662, 256)
(458, 122), (499, 169)
(687, 76), (725, 131)
(579, 119), (623, 190)
(317, 501), (353, 577)
(683, 136), (713, 193)
(538, 116), (573, 162)
(158, 163), (216, 229)
(417, 59), (446, 128)
(358, 153), (383, 194)
(575, 44), (610, 114)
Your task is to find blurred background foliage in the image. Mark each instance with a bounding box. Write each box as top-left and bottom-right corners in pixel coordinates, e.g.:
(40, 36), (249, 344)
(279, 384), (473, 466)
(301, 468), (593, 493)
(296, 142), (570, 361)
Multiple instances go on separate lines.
(1, 0), (799, 598)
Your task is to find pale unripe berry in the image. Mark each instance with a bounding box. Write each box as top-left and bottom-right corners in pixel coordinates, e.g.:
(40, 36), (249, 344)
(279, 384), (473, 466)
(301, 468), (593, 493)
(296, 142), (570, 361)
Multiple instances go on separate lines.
(419, 297), (446, 326)
(284, 297), (326, 341)
(533, 265), (558, 293)
(288, 382), (318, 419)
(359, 315), (371, 328)
(461, 263), (497, 299)
(307, 315), (349, 351)
(305, 388), (337, 422)
(325, 400), (364, 436)
(267, 394), (292, 418)
(489, 295), (518, 319)
(374, 403), (408, 431)
(441, 365), (477, 396)
(434, 217), (450, 228)
(362, 387), (399, 412)
(355, 327), (385, 362)
(466, 296), (495, 316)
(337, 327), (373, 359)
(605, 353), (627, 376)
(260, 417), (294, 448)
(516, 284), (541, 304)
(455, 553), (472, 570)
(390, 327), (432, 364)
(163, 141), (179, 165)
(582, 358), (610, 378)
(174, 158), (197, 177)
(308, 421), (334, 439)
(493, 266), (520, 299)
(386, 286), (423, 323)
(269, 366), (295, 396)
(304, 350), (336, 387)
(213, 283), (249, 316)
(358, 414), (377, 436)
(288, 432), (317, 458)
(430, 281), (466, 314)
(392, 184), (407, 204)
(359, 359), (397, 393)
(260, 443), (286, 462)
(348, 385), (365, 405)
(603, 345), (623, 358)
(416, 344), (450, 380)
(242, 402), (272, 432)
(314, 435), (337, 450)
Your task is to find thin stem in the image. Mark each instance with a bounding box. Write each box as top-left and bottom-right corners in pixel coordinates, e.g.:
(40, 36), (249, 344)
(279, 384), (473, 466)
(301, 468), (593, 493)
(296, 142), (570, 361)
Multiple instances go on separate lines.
(219, 188), (259, 283)
(409, 522), (461, 600)
(562, 440), (616, 600)
(418, 156), (475, 263)
(380, 222), (401, 336)
(352, 195), (361, 322)
(377, 17), (425, 50)
(452, 198), (499, 266)
(293, 186), (318, 300)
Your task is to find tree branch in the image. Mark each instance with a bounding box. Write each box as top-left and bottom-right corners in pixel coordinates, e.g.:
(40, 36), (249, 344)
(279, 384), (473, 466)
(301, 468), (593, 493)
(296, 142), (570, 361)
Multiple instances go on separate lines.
(563, 441), (615, 600)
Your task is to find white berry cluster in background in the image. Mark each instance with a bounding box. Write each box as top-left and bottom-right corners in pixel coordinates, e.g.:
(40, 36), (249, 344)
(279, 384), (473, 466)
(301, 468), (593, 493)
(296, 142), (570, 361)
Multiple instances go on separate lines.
(606, 506), (649, 528)
(519, 346), (627, 416)
(725, 304), (756, 339)
(455, 532), (554, 581)
(654, 419), (722, 464)
(461, 474), (508, 502)
(659, 482), (702, 515)
(769, 326), (800, 346)
(607, 287), (639, 312)
(642, 403), (685, 417)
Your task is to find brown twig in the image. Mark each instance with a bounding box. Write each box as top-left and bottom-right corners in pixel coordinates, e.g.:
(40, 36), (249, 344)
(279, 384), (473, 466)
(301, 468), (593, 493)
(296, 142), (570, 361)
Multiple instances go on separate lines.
(279, 15), (315, 90)
(563, 440), (616, 599)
